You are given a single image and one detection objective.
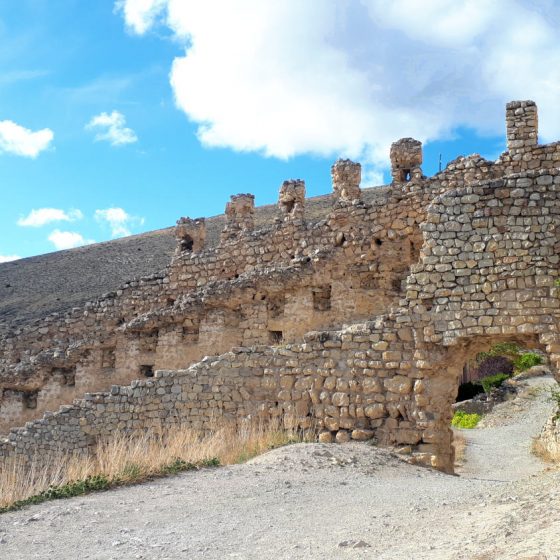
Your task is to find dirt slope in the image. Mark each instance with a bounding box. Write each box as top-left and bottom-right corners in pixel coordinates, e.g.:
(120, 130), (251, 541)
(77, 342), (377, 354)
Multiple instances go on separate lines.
(0, 375), (558, 560)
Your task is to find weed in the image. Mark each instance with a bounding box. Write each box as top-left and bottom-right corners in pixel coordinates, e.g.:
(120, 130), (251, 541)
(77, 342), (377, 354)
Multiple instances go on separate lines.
(514, 352), (543, 372)
(480, 372), (510, 394)
(451, 410), (481, 429)
(0, 475), (110, 514)
(0, 420), (305, 513)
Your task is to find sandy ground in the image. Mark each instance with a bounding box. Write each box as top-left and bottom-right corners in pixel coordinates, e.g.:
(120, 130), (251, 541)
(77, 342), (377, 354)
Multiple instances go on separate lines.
(1, 375), (559, 560)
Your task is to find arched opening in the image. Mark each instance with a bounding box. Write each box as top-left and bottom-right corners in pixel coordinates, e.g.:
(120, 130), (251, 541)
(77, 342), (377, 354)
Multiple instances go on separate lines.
(429, 333), (555, 474)
(281, 199), (295, 214)
(179, 234), (194, 252)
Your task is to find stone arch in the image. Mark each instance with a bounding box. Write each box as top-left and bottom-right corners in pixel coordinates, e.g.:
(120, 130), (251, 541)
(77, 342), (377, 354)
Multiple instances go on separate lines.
(421, 331), (555, 472)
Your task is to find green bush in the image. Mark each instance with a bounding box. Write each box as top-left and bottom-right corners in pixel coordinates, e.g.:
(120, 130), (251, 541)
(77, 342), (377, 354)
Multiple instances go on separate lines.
(480, 372), (510, 394)
(451, 411), (481, 429)
(513, 352), (543, 372)
(476, 342), (521, 363)
(0, 475), (110, 514)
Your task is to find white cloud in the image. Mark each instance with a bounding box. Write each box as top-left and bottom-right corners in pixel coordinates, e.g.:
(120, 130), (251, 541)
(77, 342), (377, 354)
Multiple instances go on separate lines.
(17, 208), (83, 227)
(0, 255), (21, 263)
(86, 111), (138, 146)
(118, 0), (560, 177)
(48, 230), (95, 251)
(115, 0), (167, 34)
(95, 207), (143, 238)
(0, 120), (53, 158)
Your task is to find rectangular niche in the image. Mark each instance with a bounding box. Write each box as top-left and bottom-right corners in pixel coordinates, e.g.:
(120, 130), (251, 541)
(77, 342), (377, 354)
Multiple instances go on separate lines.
(22, 390), (38, 409)
(269, 330), (283, 344)
(140, 365), (154, 378)
(267, 294), (286, 319)
(139, 330), (159, 352)
(52, 367), (76, 387)
(360, 274), (380, 289)
(2, 389), (37, 410)
(182, 321), (200, 343)
(101, 347), (116, 369)
(312, 285), (332, 311)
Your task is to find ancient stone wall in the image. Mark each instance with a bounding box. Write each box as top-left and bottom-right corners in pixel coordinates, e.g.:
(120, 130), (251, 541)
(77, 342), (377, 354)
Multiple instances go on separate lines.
(0, 171), (433, 430)
(1, 100), (560, 473)
(536, 414), (560, 461)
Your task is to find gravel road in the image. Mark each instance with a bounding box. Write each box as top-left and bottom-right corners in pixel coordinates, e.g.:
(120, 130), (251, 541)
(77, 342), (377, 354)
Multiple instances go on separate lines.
(1, 375), (559, 560)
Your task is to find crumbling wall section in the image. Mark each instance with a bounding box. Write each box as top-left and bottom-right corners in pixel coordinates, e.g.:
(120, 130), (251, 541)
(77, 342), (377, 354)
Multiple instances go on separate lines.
(0, 178), (436, 431)
(3, 167), (560, 473)
(2, 101), (560, 472)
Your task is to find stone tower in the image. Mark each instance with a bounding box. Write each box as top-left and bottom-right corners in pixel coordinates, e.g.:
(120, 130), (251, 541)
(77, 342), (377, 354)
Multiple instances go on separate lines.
(506, 100), (538, 154)
(331, 159), (361, 201)
(390, 138), (423, 183)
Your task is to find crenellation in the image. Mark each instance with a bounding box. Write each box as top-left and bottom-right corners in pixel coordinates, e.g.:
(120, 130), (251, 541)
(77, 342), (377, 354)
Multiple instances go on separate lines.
(390, 138), (423, 184)
(278, 179), (305, 220)
(506, 99), (538, 153)
(174, 217), (206, 254)
(221, 193), (255, 241)
(2, 100), (560, 474)
(331, 159), (361, 201)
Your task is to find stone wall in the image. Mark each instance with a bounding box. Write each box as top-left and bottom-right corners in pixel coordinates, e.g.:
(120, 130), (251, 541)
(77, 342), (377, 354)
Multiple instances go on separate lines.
(0, 170), (433, 431)
(536, 414), (560, 461)
(2, 100), (560, 473)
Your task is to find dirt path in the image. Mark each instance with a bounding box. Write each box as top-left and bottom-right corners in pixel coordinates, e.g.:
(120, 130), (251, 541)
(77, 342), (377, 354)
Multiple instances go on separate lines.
(1, 375), (559, 560)
(458, 376), (556, 482)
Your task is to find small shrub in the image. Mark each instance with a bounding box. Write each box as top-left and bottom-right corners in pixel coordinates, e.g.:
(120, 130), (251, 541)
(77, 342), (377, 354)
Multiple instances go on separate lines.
(480, 373), (510, 394)
(477, 355), (514, 378)
(514, 352), (543, 372)
(451, 411), (481, 429)
(0, 475), (110, 514)
(476, 342), (520, 363)
(116, 462), (142, 483)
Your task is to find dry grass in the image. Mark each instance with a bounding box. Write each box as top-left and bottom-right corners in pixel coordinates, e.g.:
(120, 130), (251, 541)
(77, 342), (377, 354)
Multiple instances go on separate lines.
(452, 430), (467, 467)
(531, 436), (560, 464)
(0, 419), (308, 511)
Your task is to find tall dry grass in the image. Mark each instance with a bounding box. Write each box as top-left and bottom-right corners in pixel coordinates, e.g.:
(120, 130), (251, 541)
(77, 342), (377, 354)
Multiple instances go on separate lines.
(532, 436), (560, 463)
(0, 419), (308, 511)
(452, 430), (467, 467)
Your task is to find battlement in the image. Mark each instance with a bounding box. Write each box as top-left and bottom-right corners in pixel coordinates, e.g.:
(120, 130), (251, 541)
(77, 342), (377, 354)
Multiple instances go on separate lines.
(506, 99), (538, 153)
(390, 138), (423, 183)
(331, 159), (361, 201)
(278, 179), (305, 220)
(175, 217), (206, 254)
(2, 100), (560, 472)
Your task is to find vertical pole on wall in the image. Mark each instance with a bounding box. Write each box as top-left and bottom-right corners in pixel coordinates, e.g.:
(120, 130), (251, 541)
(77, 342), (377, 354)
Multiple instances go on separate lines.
(439, 153), (442, 172)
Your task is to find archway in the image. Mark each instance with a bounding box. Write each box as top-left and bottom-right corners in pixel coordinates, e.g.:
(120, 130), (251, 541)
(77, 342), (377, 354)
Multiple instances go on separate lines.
(426, 333), (553, 473)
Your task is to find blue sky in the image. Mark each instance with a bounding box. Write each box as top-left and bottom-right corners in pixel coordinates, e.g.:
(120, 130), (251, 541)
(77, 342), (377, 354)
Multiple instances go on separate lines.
(1, 0), (558, 261)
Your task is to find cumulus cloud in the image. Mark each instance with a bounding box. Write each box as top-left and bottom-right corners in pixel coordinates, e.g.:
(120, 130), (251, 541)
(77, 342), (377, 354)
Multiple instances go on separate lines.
(117, 0), (560, 180)
(116, 0), (167, 34)
(17, 208), (83, 227)
(0, 255), (21, 263)
(86, 111), (138, 146)
(0, 120), (53, 158)
(95, 207), (143, 238)
(48, 230), (95, 251)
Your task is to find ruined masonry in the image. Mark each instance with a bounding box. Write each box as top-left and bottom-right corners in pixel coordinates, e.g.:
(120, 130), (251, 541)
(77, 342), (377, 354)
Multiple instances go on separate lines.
(1, 100), (560, 473)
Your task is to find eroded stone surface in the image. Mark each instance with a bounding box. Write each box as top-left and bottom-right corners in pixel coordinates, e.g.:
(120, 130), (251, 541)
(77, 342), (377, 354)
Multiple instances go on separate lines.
(1, 100), (560, 473)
